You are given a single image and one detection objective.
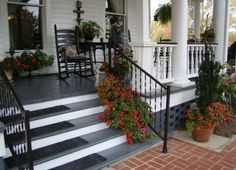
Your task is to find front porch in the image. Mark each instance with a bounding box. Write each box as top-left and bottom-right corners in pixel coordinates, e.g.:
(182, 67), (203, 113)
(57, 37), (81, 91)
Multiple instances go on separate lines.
(0, 0), (234, 169)
(1, 72), (195, 169)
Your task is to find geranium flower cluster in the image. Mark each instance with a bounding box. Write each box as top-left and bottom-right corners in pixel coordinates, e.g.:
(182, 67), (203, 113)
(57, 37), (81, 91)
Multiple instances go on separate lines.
(97, 74), (153, 144)
(185, 101), (231, 132)
(206, 101), (231, 127)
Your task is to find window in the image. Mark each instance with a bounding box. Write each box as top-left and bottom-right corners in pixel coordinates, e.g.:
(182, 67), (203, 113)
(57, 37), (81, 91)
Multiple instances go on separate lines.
(105, 0), (126, 38)
(7, 0), (43, 50)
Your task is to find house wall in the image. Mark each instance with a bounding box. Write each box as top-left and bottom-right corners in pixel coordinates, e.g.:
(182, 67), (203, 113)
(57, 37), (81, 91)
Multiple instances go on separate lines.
(0, 0), (106, 73)
(127, 0), (138, 42)
(43, 0), (106, 74)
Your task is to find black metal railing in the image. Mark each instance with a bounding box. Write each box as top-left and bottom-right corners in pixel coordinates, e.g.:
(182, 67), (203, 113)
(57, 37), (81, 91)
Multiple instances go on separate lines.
(0, 63), (33, 169)
(108, 45), (171, 153)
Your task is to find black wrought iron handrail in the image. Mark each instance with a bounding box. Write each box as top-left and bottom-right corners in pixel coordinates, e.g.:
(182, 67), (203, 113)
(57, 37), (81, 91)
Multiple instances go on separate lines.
(0, 63), (33, 170)
(109, 46), (171, 153)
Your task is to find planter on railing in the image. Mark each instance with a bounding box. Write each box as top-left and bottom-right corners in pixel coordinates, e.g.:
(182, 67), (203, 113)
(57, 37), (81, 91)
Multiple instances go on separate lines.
(153, 42), (177, 83)
(187, 43), (218, 78)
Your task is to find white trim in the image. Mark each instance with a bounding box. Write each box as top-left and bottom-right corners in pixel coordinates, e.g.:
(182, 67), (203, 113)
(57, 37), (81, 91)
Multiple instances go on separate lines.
(30, 106), (105, 129)
(7, 1), (44, 7)
(32, 123), (108, 150)
(24, 93), (98, 111)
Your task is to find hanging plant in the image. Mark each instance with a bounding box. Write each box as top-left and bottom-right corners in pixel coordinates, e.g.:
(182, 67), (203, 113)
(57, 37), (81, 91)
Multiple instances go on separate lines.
(154, 3), (171, 25)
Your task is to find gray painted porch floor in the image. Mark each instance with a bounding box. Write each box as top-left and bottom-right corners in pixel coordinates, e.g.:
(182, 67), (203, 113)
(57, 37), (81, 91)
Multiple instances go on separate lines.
(11, 74), (96, 105)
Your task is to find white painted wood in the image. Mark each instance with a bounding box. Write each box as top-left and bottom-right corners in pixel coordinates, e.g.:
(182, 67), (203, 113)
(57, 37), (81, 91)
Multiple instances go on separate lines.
(30, 106), (105, 129)
(34, 135), (126, 170)
(187, 44), (218, 78)
(0, 133), (6, 157)
(213, 0), (228, 63)
(32, 123), (108, 150)
(152, 44), (177, 83)
(24, 93), (98, 111)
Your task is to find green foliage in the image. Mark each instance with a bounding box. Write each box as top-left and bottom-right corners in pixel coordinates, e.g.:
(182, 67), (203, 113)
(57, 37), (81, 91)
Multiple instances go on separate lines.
(97, 74), (153, 144)
(219, 63), (236, 99)
(112, 56), (131, 79)
(185, 102), (231, 132)
(81, 20), (103, 39)
(154, 3), (171, 25)
(196, 44), (221, 114)
(16, 49), (54, 72)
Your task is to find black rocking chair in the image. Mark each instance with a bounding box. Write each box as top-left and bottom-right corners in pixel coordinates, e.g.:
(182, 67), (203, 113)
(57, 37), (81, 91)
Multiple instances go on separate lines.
(54, 25), (94, 79)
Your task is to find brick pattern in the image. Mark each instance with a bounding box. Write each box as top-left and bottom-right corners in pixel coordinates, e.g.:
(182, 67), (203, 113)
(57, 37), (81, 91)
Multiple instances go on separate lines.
(110, 138), (236, 170)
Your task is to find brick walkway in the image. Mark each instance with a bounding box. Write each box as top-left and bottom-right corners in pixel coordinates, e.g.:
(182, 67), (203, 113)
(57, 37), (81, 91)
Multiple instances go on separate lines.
(110, 138), (236, 170)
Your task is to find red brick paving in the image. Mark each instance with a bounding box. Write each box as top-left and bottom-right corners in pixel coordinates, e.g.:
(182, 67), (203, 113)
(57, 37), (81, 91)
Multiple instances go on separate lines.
(110, 138), (236, 170)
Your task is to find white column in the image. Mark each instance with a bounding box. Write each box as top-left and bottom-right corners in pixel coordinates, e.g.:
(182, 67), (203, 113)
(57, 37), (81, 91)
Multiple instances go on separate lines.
(171, 0), (193, 87)
(129, 0), (155, 75)
(213, 0), (227, 63)
(193, 0), (201, 40)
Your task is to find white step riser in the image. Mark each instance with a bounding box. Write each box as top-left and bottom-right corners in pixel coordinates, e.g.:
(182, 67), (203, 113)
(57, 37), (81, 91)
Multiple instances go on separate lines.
(34, 135), (127, 170)
(30, 106), (105, 129)
(24, 94), (98, 111)
(4, 123), (108, 158)
(32, 123), (108, 150)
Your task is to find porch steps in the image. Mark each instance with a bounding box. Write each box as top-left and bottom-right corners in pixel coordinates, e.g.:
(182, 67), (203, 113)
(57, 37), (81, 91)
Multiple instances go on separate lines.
(4, 93), (161, 170)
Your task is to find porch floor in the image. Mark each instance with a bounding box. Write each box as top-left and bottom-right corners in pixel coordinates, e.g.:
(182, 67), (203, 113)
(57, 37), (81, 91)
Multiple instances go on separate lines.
(11, 74), (96, 105)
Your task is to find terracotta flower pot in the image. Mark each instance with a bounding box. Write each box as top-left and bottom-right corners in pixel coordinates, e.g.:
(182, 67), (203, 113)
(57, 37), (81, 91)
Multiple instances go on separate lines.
(192, 125), (214, 142)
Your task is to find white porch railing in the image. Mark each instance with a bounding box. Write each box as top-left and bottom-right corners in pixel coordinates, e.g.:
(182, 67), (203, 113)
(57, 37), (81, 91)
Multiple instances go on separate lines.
(187, 43), (218, 78)
(153, 43), (177, 83)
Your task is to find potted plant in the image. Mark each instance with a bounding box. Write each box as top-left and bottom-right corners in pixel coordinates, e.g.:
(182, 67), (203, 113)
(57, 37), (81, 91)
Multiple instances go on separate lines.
(218, 63), (236, 110)
(0, 57), (17, 81)
(200, 27), (215, 43)
(16, 49), (54, 77)
(154, 3), (171, 25)
(81, 20), (103, 41)
(185, 44), (231, 142)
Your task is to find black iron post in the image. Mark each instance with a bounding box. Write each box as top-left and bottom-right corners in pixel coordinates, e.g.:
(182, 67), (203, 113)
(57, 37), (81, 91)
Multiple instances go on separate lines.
(162, 85), (170, 153)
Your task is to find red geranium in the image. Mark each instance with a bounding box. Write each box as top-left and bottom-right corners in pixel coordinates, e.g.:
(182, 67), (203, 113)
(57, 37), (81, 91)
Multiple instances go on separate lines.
(97, 74), (153, 143)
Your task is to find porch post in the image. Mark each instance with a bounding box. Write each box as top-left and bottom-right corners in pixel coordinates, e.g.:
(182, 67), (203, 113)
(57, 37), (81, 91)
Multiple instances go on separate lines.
(171, 0), (192, 86)
(213, 0), (229, 63)
(129, 0), (155, 76)
(193, 0), (201, 40)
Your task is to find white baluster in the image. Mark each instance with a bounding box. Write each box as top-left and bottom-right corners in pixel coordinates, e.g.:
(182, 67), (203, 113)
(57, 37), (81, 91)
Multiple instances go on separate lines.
(163, 47), (167, 80)
(187, 46), (190, 76)
(195, 46), (199, 74)
(157, 47), (161, 80)
(191, 46), (195, 75)
(168, 47), (173, 79)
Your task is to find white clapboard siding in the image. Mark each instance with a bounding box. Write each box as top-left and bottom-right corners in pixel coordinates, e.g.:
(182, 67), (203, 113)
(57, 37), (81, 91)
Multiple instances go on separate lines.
(45, 0), (105, 73)
(127, 0), (137, 42)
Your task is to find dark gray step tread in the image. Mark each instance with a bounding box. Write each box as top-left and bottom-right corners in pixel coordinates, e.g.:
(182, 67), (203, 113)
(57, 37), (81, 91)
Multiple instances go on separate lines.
(87, 137), (162, 170)
(31, 113), (103, 141)
(5, 136), (89, 169)
(29, 98), (101, 120)
(6, 121), (74, 143)
(34, 128), (122, 166)
(51, 153), (107, 170)
(5, 128), (122, 169)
